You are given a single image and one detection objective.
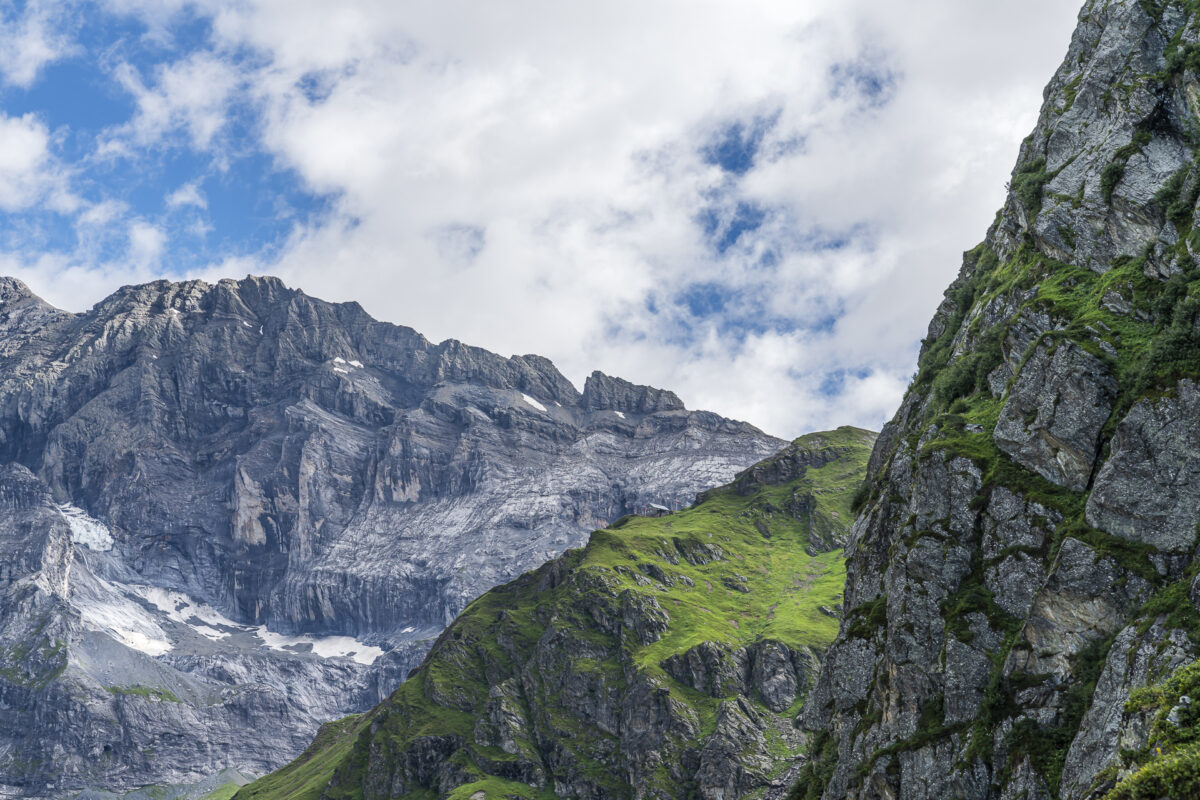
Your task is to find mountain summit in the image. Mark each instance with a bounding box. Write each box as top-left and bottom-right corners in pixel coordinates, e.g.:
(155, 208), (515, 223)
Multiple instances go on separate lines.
(0, 275), (782, 796)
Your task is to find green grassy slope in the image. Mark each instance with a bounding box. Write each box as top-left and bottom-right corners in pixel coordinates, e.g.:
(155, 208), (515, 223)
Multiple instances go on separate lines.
(235, 427), (875, 800)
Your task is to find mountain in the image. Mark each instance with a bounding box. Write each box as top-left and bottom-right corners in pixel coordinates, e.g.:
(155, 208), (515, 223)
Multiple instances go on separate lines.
(231, 427), (875, 800)
(0, 275), (784, 798)
(796, 1), (1200, 799)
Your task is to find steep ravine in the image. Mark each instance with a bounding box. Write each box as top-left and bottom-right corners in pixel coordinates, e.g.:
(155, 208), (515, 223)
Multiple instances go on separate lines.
(795, 1), (1200, 799)
(233, 427), (876, 800)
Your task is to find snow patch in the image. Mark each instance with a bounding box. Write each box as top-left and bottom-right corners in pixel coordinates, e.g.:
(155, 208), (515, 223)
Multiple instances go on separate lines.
(334, 357), (347, 364)
(129, 585), (385, 663)
(73, 572), (173, 656)
(255, 628), (385, 665)
(58, 504), (114, 551)
(242, 321), (252, 327)
(349, 360), (363, 368)
(521, 393), (547, 412)
(333, 367), (349, 374)
(615, 411), (626, 419)
(129, 586), (244, 642)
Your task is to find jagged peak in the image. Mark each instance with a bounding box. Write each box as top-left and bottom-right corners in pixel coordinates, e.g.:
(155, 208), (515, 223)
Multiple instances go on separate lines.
(13, 274), (758, 423)
(581, 370), (685, 413)
(0, 276), (44, 308)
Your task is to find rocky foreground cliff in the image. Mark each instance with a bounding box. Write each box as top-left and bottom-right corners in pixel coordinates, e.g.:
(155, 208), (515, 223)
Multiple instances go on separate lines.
(0, 276), (783, 797)
(232, 427), (875, 800)
(795, 1), (1200, 799)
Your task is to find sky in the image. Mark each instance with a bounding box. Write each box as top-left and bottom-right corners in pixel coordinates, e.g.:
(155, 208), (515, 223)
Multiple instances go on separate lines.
(0, 0), (1083, 439)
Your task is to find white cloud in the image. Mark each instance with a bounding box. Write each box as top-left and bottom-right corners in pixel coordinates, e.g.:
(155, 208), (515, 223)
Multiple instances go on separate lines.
(78, 199), (128, 226)
(16, 0), (1085, 439)
(111, 52), (240, 149)
(128, 220), (166, 266)
(0, 1), (72, 88)
(167, 181), (207, 208)
(0, 113), (60, 210)
(0, 251), (162, 313)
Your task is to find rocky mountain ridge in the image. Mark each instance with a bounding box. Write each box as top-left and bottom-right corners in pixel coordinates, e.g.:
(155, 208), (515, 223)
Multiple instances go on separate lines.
(0, 275), (783, 797)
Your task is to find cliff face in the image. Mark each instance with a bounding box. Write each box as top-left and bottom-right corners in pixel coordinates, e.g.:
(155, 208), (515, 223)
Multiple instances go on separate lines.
(0, 275), (783, 797)
(798, 2), (1200, 799)
(233, 428), (876, 800)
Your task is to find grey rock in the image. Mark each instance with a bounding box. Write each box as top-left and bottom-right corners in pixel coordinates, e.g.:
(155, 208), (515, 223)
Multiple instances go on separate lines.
(694, 699), (773, 800)
(981, 487), (1060, 561)
(1000, 757), (1051, 800)
(993, 0), (1191, 271)
(994, 338), (1116, 491)
(751, 641), (802, 713)
(0, 466), (415, 799)
(943, 636), (993, 725)
(580, 370), (684, 413)
(984, 551), (1045, 619)
(661, 641), (750, 698)
(0, 275), (782, 796)
(1087, 379), (1200, 552)
(1060, 623), (1192, 800)
(803, 3), (1200, 799)
(1011, 538), (1151, 679)
(897, 735), (989, 800)
(661, 639), (816, 714)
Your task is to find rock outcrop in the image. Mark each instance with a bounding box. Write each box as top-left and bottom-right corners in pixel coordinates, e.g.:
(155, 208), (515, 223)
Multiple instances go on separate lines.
(0, 276), (783, 797)
(794, 2), (1200, 799)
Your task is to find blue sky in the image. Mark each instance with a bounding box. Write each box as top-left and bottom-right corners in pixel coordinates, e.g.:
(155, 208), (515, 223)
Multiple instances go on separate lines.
(0, 2), (326, 271)
(0, 0), (1082, 437)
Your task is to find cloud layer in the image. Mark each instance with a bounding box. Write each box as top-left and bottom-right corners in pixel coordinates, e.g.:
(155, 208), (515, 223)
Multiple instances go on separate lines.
(0, 0), (1082, 437)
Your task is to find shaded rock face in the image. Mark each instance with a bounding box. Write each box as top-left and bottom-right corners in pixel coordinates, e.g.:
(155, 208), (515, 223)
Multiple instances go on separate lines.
(796, 2), (1200, 799)
(1085, 379), (1200, 552)
(661, 639), (820, 713)
(992, 338), (1116, 491)
(0, 276), (782, 797)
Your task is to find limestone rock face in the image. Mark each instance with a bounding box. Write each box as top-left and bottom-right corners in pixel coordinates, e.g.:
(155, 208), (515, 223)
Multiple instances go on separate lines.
(1086, 379), (1200, 552)
(0, 276), (782, 797)
(798, 2), (1200, 799)
(992, 338), (1116, 491)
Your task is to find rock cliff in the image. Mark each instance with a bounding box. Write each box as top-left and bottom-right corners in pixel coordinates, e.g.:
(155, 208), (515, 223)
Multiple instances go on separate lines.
(232, 427), (875, 800)
(795, 2), (1200, 798)
(0, 276), (783, 797)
